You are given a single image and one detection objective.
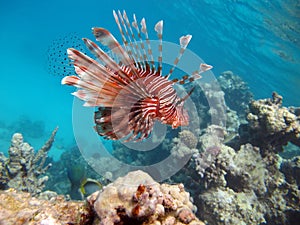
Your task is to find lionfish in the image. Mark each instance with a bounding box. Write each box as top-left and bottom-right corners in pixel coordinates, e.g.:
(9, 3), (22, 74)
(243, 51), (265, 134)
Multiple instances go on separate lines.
(61, 10), (212, 142)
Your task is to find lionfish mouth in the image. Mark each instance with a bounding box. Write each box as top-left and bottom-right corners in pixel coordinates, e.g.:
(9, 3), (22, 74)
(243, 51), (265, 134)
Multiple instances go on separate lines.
(61, 10), (213, 142)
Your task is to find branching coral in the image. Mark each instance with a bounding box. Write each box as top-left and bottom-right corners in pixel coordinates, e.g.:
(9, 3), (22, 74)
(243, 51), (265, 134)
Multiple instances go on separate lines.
(0, 127), (58, 195)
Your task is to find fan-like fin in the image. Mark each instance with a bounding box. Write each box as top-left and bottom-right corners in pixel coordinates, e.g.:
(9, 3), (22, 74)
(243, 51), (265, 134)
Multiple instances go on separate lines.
(92, 27), (140, 79)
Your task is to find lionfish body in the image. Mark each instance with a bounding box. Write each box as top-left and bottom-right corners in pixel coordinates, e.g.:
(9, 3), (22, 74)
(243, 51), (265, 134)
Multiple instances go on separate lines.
(62, 10), (212, 142)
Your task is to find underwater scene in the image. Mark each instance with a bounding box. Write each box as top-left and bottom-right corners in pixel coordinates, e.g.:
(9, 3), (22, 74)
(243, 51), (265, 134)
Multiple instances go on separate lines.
(0, 0), (299, 224)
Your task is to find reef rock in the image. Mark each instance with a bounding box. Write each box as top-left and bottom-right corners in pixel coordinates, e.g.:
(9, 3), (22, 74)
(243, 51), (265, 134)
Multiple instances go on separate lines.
(195, 142), (300, 225)
(0, 188), (91, 225)
(89, 170), (205, 225)
(239, 92), (300, 154)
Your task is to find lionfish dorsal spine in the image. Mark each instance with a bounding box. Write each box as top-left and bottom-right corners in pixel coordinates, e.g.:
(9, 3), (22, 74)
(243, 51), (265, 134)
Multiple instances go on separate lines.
(121, 10), (145, 67)
(154, 20), (163, 75)
(132, 14), (149, 68)
(92, 27), (140, 79)
(140, 18), (155, 72)
(165, 35), (192, 80)
(114, 10), (157, 74)
(113, 10), (138, 64)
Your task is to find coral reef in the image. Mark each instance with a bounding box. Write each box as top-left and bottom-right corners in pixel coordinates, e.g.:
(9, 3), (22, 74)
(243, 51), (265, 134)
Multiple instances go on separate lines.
(193, 125), (224, 179)
(0, 127), (58, 195)
(171, 130), (198, 159)
(0, 188), (92, 225)
(217, 71), (253, 118)
(0, 170), (205, 225)
(239, 92), (300, 154)
(192, 139), (300, 225)
(89, 170), (205, 225)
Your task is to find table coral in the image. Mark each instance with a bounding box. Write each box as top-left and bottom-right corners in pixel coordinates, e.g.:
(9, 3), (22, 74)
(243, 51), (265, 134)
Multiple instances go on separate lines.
(89, 170), (205, 225)
(0, 127), (58, 195)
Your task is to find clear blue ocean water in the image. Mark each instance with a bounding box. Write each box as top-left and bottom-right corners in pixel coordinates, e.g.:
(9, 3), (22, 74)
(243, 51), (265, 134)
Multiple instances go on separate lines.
(0, 0), (299, 160)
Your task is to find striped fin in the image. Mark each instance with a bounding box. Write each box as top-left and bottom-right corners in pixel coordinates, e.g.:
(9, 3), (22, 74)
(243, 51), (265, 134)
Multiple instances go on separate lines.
(82, 38), (149, 97)
(132, 14), (149, 68)
(62, 48), (127, 107)
(92, 27), (140, 79)
(154, 21), (163, 75)
(140, 18), (155, 71)
(122, 11), (147, 68)
(82, 38), (130, 84)
(172, 63), (213, 85)
(95, 107), (132, 140)
(165, 35), (192, 79)
(113, 10), (136, 63)
(115, 10), (144, 66)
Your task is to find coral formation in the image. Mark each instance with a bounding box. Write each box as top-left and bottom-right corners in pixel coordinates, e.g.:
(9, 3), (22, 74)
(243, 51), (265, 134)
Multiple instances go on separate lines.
(239, 92), (300, 154)
(193, 125), (224, 178)
(0, 188), (92, 225)
(0, 170), (206, 225)
(0, 127), (58, 195)
(217, 71), (253, 118)
(193, 142), (300, 225)
(171, 130), (198, 159)
(89, 170), (205, 225)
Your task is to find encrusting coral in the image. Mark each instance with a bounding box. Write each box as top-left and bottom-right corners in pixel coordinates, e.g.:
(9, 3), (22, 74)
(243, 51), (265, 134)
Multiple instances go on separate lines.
(89, 170), (205, 225)
(0, 127), (58, 195)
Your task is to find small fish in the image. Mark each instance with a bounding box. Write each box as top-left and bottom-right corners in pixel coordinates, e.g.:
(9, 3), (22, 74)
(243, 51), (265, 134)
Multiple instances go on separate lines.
(61, 10), (212, 142)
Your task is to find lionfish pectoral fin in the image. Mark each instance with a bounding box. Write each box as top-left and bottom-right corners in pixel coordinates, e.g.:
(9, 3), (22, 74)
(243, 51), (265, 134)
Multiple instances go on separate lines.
(173, 63), (213, 85)
(125, 97), (158, 142)
(95, 106), (141, 141)
(175, 86), (195, 106)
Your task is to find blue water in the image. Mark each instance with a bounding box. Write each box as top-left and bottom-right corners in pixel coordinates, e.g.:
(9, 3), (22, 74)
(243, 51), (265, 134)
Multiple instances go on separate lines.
(0, 0), (299, 159)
